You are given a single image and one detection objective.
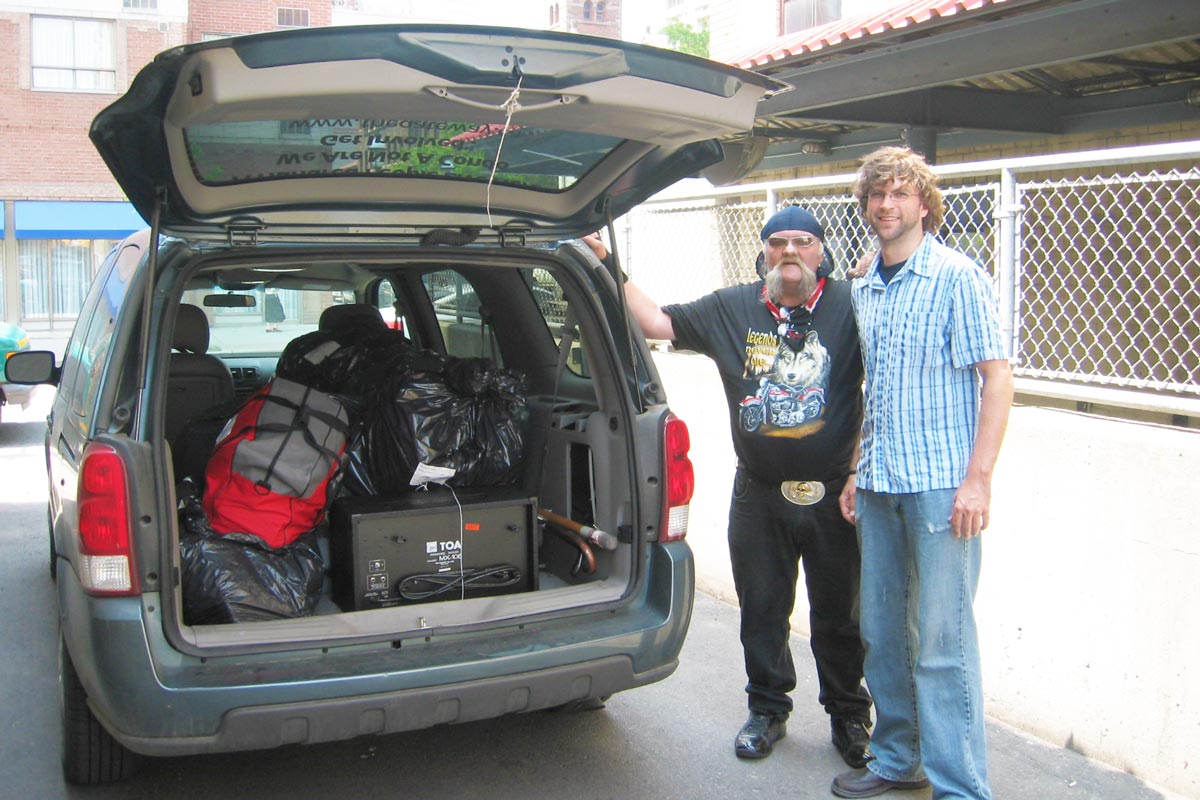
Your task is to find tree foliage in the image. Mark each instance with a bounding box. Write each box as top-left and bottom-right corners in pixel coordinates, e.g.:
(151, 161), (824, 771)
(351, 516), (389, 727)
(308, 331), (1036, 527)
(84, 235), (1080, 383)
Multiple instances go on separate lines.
(661, 17), (710, 58)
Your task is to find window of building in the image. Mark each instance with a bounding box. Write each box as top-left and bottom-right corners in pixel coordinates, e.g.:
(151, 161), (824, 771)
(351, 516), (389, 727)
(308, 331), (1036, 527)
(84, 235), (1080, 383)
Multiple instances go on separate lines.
(31, 17), (117, 92)
(596, 2), (606, 21)
(276, 7), (310, 28)
(122, 0), (158, 9)
(18, 239), (119, 327)
(781, 0), (841, 34)
(583, 1), (593, 20)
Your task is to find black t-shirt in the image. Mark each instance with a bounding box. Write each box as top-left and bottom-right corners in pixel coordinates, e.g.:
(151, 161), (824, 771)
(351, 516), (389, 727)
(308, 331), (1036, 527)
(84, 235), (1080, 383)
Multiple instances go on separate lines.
(663, 279), (862, 484)
(878, 260), (906, 284)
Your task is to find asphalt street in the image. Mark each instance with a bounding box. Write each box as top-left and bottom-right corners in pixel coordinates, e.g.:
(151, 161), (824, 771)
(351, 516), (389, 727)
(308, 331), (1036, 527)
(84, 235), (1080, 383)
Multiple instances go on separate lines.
(0, 384), (1182, 799)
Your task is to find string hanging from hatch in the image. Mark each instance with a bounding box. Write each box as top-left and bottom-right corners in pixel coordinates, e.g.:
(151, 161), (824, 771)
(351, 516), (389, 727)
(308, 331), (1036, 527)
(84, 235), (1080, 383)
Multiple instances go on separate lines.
(486, 73), (524, 230)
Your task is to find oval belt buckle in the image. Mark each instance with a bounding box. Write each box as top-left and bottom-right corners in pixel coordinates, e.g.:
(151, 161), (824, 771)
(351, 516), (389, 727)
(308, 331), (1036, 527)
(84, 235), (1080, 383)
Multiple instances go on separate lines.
(781, 480), (824, 506)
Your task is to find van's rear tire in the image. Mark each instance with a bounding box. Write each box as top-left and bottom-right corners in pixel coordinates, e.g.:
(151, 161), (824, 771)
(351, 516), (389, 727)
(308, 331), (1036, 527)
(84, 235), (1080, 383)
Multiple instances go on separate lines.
(551, 694), (610, 712)
(47, 506), (57, 581)
(60, 637), (143, 784)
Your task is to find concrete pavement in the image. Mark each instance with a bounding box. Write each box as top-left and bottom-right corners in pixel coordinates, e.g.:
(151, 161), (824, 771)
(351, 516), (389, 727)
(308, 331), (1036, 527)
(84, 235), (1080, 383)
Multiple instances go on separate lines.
(650, 349), (1192, 800)
(677, 593), (1174, 800)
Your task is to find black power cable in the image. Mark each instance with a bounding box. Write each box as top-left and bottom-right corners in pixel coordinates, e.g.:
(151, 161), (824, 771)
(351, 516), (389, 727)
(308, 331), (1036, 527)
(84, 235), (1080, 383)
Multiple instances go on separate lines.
(396, 564), (523, 601)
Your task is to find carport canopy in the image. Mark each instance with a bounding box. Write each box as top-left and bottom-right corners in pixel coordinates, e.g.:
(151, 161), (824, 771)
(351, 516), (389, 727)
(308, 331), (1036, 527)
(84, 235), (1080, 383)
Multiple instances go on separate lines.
(723, 0), (1200, 173)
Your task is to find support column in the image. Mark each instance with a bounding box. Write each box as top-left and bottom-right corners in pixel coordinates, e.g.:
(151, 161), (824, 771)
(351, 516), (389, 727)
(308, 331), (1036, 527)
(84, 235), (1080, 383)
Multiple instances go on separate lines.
(2, 202), (18, 323)
(903, 127), (938, 164)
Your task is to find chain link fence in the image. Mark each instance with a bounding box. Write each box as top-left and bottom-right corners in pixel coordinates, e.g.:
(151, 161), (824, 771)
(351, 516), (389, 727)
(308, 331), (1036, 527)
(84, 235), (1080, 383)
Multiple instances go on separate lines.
(1017, 168), (1200, 395)
(619, 143), (1200, 408)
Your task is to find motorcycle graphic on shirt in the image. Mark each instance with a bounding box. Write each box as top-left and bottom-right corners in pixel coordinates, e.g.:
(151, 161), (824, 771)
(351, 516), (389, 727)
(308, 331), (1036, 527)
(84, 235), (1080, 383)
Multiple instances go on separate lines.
(740, 329), (830, 434)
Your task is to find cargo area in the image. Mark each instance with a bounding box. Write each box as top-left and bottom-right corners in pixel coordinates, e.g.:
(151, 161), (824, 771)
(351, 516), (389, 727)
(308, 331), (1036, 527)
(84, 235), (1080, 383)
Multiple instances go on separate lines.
(161, 248), (649, 648)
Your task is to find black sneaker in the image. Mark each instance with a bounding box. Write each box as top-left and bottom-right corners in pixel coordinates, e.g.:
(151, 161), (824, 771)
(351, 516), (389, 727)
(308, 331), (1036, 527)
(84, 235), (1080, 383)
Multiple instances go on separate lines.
(734, 712), (787, 759)
(831, 717), (872, 768)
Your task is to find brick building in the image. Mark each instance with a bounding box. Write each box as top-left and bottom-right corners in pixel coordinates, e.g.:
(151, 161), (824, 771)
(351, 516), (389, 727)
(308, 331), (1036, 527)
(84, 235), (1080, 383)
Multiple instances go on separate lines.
(547, 0), (620, 38)
(0, 0), (623, 331)
(0, 0), (330, 331)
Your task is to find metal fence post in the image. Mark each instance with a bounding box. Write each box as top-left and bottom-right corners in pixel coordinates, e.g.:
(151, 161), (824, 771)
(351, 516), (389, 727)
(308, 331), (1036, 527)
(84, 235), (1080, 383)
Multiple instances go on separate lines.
(996, 167), (1021, 362)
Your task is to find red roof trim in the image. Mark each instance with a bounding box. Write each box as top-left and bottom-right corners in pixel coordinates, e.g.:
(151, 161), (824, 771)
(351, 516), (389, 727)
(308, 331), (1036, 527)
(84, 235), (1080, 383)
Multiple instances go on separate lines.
(727, 0), (1012, 70)
(445, 123), (522, 144)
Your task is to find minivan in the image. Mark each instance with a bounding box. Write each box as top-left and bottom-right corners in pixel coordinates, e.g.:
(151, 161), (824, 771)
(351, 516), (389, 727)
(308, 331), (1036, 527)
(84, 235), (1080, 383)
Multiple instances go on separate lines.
(6, 24), (783, 784)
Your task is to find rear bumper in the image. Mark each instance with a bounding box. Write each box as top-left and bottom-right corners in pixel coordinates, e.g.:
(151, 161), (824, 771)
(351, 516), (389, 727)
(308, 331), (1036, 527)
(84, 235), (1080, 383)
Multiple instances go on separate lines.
(58, 541), (694, 757)
(120, 654), (672, 756)
(0, 381), (34, 409)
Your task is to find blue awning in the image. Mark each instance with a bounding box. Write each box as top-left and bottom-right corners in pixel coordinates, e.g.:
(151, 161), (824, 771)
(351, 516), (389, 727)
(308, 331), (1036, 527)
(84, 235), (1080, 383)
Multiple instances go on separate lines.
(15, 200), (145, 239)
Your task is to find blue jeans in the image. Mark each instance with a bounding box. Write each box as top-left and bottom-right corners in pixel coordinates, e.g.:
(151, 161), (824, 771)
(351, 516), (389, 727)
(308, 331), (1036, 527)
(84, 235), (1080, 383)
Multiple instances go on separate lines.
(856, 488), (991, 800)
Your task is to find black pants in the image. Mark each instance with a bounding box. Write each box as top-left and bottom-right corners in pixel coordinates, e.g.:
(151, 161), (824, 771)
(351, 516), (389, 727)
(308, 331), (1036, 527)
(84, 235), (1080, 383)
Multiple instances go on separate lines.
(727, 466), (871, 721)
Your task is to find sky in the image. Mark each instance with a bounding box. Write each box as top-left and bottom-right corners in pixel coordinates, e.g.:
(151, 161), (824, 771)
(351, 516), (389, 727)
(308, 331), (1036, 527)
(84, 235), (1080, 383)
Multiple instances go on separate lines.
(352, 0), (645, 40)
(354, 0), (556, 31)
(349, 0), (910, 49)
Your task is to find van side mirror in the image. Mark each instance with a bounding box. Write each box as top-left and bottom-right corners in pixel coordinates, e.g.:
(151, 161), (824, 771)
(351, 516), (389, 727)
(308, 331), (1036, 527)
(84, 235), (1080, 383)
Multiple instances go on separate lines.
(5, 350), (60, 386)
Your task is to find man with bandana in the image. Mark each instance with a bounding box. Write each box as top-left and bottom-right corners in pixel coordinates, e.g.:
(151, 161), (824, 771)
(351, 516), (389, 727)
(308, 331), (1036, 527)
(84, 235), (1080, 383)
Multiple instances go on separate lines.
(584, 207), (872, 768)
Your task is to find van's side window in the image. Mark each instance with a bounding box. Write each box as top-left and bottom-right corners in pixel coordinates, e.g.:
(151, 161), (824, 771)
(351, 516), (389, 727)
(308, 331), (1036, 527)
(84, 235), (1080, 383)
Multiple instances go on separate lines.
(373, 278), (414, 343)
(62, 241), (137, 434)
(422, 270), (501, 362)
(522, 267), (587, 377)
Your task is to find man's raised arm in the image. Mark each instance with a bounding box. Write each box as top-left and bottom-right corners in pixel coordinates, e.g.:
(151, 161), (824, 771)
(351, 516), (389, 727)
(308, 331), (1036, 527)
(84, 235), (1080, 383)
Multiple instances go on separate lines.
(582, 233), (676, 341)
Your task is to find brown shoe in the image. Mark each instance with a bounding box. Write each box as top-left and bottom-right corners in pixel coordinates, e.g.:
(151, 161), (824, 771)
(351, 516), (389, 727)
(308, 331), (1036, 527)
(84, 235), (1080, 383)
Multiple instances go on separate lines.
(831, 767), (930, 798)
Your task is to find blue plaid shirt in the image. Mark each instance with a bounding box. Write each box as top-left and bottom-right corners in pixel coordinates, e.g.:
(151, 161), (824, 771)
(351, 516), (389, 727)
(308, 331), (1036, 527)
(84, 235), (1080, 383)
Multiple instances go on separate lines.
(851, 233), (1008, 493)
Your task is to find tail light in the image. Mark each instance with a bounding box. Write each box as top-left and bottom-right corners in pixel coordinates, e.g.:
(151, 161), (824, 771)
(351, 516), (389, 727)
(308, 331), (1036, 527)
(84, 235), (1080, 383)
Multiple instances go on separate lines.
(76, 443), (139, 595)
(660, 413), (694, 542)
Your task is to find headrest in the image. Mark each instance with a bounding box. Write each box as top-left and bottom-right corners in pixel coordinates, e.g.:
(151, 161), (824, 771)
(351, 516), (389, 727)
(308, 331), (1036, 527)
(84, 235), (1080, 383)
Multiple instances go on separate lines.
(172, 304), (210, 355)
(319, 303), (387, 335)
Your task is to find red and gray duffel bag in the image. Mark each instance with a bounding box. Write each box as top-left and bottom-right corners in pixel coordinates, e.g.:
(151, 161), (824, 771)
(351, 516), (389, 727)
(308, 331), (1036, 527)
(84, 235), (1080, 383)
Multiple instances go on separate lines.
(203, 377), (350, 548)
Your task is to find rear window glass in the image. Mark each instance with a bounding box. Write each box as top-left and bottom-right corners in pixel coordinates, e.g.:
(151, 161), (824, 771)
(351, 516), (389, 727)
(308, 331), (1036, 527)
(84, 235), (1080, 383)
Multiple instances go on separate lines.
(179, 287), (392, 357)
(183, 118), (623, 191)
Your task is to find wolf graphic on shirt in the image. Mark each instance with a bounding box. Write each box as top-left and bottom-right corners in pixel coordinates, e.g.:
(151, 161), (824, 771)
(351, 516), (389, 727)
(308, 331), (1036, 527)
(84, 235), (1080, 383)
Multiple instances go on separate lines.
(739, 329), (830, 436)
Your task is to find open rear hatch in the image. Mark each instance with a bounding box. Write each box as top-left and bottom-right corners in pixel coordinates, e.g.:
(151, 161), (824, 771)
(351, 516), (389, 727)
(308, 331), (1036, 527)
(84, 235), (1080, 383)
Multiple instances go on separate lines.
(90, 24), (788, 243)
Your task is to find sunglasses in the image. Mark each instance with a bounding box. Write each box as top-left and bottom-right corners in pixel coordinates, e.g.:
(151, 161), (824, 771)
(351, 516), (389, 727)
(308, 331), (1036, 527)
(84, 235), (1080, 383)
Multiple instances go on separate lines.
(765, 234), (820, 250)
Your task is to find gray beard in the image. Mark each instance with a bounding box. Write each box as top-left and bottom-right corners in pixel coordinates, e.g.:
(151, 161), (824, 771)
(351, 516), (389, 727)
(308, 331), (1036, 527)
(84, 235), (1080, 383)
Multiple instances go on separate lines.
(765, 264), (818, 305)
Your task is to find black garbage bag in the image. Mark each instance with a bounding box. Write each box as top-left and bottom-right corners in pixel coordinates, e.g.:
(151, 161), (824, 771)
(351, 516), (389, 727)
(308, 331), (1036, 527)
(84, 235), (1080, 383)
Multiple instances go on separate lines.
(352, 354), (529, 494)
(276, 330), (374, 395)
(277, 328), (412, 396)
(178, 481), (325, 625)
(448, 359), (529, 486)
(338, 346), (437, 496)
